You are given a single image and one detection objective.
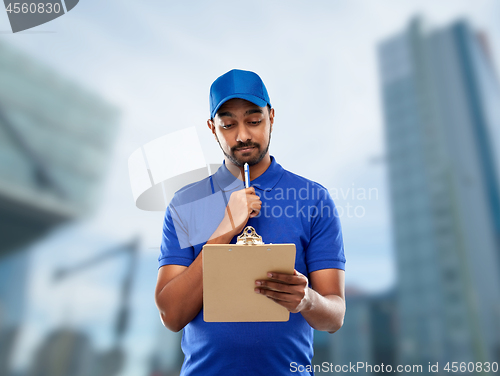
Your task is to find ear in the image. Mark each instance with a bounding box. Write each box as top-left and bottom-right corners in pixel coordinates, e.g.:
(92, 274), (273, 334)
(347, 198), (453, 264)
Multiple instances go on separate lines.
(207, 118), (215, 134)
(207, 119), (217, 140)
(269, 108), (275, 133)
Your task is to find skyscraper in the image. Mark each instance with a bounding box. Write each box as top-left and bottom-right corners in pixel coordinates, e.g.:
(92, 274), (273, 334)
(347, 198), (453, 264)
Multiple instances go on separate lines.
(326, 288), (396, 375)
(378, 17), (500, 369)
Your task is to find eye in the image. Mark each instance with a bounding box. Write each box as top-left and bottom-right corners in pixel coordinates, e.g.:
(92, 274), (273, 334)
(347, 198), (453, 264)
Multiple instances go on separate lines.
(221, 123), (233, 129)
(248, 120), (262, 125)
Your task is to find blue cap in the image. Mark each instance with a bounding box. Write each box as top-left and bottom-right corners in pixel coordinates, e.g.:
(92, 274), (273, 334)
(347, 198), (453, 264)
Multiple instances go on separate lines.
(209, 69), (271, 119)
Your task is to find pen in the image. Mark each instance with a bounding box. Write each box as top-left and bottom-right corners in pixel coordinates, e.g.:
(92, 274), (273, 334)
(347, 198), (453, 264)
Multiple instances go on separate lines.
(244, 163), (250, 188)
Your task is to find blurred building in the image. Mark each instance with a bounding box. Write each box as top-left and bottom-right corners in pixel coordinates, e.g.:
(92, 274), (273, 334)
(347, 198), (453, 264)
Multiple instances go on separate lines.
(26, 328), (95, 376)
(378, 17), (500, 369)
(0, 40), (119, 258)
(0, 251), (29, 328)
(26, 327), (125, 376)
(0, 40), (119, 375)
(323, 288), (396, 375)
(0, 251), (30, 376)
(147, 325), (183, 376)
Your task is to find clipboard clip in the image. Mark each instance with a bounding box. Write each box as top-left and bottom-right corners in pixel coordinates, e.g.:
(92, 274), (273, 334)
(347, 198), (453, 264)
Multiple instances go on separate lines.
(236, 226), (263, 245)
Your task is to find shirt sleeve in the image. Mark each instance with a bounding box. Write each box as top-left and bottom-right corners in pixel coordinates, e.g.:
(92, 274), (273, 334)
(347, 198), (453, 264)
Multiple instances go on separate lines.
(305, 189), (346, 273)
(158, 203), (195, 269)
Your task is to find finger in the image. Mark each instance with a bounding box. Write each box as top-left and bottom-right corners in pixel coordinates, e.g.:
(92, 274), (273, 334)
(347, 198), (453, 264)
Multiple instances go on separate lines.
(255, 280), (295, 293)
(255, 288), (293, 303)
(249, 203), (262, 212)
(267, 272), (305, 285)
(248, 195), (261, 204)
(247, 197), (261, 207)
(249, 211), (259, 218)
(248, 202), (261, 217)
(293, 269), (307, 278)
(244, 187), (256, 195)
(265, 296), (296, 312)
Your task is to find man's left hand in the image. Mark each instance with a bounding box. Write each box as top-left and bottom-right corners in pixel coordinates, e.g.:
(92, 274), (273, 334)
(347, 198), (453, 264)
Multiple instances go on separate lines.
(255, 270), (311, 313)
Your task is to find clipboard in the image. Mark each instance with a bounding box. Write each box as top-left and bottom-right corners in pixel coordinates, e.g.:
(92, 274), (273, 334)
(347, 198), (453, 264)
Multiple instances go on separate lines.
(202, 226), (296, 322)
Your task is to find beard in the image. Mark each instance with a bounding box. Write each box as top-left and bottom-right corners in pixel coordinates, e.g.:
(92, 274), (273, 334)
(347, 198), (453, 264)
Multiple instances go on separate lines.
(215, 130), (271, 167)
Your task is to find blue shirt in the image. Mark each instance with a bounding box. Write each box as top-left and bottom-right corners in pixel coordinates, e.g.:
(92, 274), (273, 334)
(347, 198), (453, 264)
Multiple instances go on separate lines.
(159, 156), (345, 376)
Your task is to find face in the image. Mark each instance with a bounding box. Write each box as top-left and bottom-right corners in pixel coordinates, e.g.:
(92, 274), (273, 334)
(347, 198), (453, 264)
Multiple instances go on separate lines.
(208, 98), (274, 167)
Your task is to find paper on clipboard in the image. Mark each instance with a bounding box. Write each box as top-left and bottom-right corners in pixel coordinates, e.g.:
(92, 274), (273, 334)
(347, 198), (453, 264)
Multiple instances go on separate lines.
(202, 227), (296, 322)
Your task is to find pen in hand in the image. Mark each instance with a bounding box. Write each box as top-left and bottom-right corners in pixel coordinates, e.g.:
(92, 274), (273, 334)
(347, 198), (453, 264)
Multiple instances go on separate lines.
(244, 163), (250, 189)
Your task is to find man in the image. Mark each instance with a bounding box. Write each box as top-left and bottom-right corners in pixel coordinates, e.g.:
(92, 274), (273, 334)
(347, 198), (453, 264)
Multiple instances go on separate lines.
(155, 69), (346, 376)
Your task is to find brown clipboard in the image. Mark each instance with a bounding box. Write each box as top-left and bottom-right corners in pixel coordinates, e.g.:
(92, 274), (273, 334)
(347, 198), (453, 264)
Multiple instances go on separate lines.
(202, 226), (296, 322)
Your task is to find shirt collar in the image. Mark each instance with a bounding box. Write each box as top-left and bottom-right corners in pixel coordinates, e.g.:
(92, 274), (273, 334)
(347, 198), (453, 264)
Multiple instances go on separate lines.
(212, 155), (284, 192)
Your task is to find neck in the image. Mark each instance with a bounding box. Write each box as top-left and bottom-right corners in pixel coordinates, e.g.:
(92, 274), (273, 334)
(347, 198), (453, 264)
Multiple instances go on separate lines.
(225, 154), (272, 182)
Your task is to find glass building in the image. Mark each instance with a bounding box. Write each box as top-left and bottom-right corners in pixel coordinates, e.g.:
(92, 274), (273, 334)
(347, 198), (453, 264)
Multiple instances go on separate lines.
(0, 40), (119, 258)
(0, 40), (119, 375)
(378, 17), (500, 369)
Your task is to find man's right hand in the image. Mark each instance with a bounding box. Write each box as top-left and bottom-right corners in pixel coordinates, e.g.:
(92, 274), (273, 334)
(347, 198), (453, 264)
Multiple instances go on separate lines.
(223, 187), (262, 236)
(226, 187), (262, 235)
(207, 187), (261, 245)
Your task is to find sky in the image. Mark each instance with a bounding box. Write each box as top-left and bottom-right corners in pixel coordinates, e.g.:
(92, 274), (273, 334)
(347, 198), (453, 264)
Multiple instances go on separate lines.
(1, 1), (499, 375)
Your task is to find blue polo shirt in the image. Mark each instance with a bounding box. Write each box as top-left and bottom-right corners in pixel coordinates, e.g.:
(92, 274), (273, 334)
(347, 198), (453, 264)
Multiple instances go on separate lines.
(159, 156), (345, 376)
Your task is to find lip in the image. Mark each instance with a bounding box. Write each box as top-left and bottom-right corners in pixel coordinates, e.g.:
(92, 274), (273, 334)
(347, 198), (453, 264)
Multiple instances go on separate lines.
(236, 147), (255, 153)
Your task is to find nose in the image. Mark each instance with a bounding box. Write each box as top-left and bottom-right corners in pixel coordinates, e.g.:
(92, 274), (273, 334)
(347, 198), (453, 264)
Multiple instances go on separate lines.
(236, 124), (251, 143)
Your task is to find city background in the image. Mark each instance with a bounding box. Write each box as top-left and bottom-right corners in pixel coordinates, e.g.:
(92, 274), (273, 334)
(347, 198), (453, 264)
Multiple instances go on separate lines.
(0, 1), (499, 375)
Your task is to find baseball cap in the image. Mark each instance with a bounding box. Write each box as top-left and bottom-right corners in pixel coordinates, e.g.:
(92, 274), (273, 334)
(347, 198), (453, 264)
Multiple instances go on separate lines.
(209, 69), (272, 119)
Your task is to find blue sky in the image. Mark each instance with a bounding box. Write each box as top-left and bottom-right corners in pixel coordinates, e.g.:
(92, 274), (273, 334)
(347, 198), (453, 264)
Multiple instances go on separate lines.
(2, 1), (499, 375)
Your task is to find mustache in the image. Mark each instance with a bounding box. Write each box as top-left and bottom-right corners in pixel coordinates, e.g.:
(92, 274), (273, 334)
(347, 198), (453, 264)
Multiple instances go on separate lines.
(231, 142), (260, 152)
